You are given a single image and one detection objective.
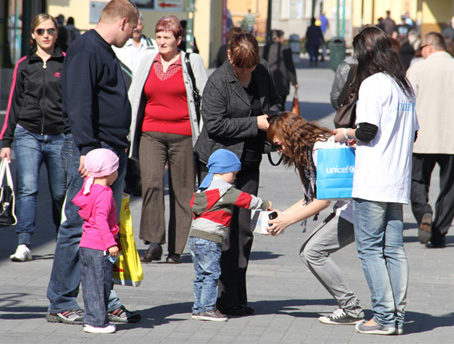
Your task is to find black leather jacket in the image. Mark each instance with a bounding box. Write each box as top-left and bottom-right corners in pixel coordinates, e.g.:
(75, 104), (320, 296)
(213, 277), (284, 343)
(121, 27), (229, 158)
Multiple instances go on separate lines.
(1, 47), (65, 148)
(330, 56), (358, 110)
(194, 59), (282, 164)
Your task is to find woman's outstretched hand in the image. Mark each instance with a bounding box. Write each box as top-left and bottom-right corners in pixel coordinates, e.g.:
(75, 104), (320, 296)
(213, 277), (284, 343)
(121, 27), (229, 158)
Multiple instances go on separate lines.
(266, 210), (290, 236)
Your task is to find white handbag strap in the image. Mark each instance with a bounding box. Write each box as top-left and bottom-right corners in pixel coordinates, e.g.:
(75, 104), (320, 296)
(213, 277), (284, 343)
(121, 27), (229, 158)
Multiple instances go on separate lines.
(0, 160), (15, 190)
(0, 160), (7, 185)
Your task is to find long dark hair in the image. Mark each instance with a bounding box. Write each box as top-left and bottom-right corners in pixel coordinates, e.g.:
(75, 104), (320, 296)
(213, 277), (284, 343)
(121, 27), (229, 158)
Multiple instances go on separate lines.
(353, 26), (413, 96)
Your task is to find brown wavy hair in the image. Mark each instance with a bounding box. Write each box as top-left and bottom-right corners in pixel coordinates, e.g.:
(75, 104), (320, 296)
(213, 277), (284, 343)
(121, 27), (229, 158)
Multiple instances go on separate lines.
(267, 112), (332, 183)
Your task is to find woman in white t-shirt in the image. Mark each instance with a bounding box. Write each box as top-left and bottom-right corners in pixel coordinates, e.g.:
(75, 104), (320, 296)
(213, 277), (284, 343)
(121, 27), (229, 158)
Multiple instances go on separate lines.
(333, 27), (419, 336)
(267, 111), (365, 326)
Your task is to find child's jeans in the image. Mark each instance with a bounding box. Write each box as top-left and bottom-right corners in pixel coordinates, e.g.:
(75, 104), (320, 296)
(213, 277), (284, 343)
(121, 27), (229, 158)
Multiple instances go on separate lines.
(188, 236), (222, 313)
(80, 247), (113, 327)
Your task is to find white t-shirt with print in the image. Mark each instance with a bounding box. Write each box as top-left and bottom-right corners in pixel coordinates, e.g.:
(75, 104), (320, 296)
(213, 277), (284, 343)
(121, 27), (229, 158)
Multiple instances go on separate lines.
(352, 73), (419, 204)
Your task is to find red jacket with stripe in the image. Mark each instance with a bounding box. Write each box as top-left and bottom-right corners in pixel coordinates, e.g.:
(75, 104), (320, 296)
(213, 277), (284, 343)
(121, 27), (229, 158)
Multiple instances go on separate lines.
(190, 177), (271, 243)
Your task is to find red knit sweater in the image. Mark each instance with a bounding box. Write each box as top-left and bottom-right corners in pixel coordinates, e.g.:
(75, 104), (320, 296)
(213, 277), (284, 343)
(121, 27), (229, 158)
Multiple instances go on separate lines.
(142, 64), (191, 136)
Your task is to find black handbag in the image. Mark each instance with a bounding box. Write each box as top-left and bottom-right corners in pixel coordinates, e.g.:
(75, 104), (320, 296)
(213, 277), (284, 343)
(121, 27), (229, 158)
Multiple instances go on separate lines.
(184, 53), (202, 123)
(0, 160), (17, 227)
(334, 64), (358, 129)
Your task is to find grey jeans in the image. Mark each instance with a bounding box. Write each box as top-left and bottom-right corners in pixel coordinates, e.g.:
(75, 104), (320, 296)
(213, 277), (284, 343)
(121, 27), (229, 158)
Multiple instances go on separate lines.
(299, 215), (364, 318)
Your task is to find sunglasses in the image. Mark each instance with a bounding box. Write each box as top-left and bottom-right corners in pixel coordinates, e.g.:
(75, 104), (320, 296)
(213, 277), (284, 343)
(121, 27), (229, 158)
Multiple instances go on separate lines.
(35, 28), (57, 36)
(272, 141), (283, 150)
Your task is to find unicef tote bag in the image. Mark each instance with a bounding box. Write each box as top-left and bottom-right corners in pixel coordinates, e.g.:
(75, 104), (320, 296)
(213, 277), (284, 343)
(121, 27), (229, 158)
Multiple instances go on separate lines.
(316, 139), (355, 200)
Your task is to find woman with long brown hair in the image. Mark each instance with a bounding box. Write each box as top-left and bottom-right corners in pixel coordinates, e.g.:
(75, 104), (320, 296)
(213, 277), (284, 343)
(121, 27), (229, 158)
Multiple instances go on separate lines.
(267, 111), (365, 326)
(333, 26), (418, 335)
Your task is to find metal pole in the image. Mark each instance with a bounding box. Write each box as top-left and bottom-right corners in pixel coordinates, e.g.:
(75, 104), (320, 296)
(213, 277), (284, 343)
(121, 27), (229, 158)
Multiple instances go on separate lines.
(21, 0), (32, 56)
(266, 0), (272, 43)
(342, 0), (346, 37)
(2, 0), (14, 67)
(186, 0), (194, 53)
(336, 0), (340, 36)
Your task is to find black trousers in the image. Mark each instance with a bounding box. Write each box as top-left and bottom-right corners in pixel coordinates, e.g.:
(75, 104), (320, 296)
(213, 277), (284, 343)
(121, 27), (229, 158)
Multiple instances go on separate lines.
(411, 153), (454, 240)
(198, 161), (260, 310)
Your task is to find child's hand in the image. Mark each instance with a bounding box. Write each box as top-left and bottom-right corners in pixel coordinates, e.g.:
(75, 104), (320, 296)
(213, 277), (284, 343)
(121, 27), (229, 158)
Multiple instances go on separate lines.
(108, 245), (119, 256)
(267, 201), (273, 210)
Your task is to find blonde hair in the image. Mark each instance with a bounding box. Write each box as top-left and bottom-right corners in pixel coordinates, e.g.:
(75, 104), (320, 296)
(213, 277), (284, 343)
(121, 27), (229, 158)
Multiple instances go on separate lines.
(100, 0), (139, 25)
(30, 13), (57, 46)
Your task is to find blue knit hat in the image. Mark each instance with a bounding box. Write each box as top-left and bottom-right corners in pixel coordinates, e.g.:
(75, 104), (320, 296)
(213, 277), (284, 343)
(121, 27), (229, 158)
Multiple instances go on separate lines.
(199, 149), (242, 190)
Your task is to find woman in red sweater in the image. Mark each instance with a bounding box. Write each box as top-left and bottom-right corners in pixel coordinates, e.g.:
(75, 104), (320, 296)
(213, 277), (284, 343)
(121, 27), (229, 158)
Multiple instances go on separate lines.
(129, 16), (207, 264)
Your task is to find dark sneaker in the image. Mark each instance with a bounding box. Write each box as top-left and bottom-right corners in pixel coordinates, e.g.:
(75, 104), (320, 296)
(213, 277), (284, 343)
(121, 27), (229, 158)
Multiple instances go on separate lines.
(418, 213), (432, 244)
(46, 309), (83, 324)
(108, 306), (141, 323)
(193, 309), (227, 322)
(319, 308), (364, 325)
(355, 321), (396, 335)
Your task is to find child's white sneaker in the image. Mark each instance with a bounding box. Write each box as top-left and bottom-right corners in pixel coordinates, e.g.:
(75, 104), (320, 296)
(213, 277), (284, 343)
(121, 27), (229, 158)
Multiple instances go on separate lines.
(10, 245), (32, 262)
(83, 324), (116, 334)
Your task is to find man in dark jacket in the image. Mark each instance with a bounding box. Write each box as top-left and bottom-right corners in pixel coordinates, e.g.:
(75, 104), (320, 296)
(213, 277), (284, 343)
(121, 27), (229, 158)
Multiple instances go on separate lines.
(261, 30), (298, 109)
(305, 18), (324, 67)
(46, 0), (141, 325)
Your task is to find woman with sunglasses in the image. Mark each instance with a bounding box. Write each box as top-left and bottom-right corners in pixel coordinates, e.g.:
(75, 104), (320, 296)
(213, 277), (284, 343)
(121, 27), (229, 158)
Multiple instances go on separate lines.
(194, 33), (281, 316)
(1, 13), (66, 262)
(266, 111), (365, 326)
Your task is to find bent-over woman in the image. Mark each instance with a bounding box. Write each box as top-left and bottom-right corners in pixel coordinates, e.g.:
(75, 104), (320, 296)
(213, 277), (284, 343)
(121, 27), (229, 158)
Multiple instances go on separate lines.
(267, 112), (365, 325)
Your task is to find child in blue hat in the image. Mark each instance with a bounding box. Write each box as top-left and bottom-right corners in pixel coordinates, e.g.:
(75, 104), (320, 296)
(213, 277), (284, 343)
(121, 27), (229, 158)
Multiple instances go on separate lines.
(189, 149), (272, 322)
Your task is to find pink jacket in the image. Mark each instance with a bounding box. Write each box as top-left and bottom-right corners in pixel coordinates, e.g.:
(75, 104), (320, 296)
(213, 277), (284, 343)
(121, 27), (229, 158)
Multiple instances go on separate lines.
(73, 179), (119, 251)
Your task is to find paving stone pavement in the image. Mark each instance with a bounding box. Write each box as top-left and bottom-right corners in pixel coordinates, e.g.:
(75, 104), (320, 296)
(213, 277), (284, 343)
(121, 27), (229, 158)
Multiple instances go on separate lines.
(0, 58), (453, 343)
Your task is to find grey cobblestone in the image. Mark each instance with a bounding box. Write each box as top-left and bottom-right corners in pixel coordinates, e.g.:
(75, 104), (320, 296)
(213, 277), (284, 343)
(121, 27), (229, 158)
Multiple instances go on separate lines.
(0, 59), (453, 343)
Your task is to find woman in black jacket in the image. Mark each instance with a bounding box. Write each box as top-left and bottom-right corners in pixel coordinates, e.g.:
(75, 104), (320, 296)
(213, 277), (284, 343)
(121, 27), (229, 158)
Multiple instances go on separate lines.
(0, 13), (66, 262)
(194, 33), (282, 316)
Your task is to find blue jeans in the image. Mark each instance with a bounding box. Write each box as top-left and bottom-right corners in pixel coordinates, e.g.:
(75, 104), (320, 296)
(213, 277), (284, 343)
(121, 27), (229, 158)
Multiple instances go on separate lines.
(188, 236), (222, 313)
(80, 247), (113, 327)
(13, 126), (66, 245)
(353, 198), (409, 328)
(47, 134), (127, 313)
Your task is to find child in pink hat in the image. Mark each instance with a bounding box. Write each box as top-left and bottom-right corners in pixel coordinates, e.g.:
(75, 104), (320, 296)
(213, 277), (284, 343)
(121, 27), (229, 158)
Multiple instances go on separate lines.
(72, 148), (120, 334)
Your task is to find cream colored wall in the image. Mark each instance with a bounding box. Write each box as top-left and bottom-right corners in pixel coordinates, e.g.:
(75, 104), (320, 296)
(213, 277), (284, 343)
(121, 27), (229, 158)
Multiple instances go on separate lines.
(351, 0), (453, 32)
(420, 1), (453, 35)
(47, 0), (223, 68)
(48, 0), (190, 33)
(227, 0), (269, 42)
(48, 0), (106, 31)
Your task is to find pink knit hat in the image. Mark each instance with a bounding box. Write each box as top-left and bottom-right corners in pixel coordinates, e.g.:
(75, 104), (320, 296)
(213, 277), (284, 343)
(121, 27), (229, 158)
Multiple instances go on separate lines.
(83, 148), (119, 194)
